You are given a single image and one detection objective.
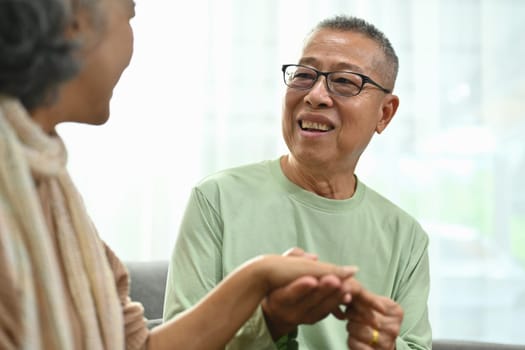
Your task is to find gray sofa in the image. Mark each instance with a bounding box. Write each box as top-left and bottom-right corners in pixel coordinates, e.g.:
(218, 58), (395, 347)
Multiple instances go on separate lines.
(126, 261), (524, 350)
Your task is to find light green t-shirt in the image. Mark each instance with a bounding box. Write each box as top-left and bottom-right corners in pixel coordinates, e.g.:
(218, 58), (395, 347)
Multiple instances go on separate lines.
(163, 158), (431, 350)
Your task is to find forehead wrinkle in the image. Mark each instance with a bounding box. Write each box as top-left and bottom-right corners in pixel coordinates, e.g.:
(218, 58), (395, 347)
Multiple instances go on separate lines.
(301, 29), (389, 79)
(298, 57), (366, 74)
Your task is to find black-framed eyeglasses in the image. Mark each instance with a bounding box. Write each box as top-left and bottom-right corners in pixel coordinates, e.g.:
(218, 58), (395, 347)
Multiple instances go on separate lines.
(281, 64), (391, 97)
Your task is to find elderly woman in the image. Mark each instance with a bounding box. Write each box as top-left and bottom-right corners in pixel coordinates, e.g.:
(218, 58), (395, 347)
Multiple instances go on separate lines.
(0, 0), (363, 349)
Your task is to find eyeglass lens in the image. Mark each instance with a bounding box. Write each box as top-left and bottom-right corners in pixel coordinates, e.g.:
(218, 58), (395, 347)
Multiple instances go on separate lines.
(284, 65), (363, 96)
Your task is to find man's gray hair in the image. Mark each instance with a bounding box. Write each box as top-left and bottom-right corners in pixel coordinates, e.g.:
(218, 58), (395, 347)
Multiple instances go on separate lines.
(312, 15), (399, 89)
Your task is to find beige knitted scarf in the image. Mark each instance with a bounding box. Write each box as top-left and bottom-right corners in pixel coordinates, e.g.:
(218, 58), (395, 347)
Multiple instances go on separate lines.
(0, 96), (124, 349)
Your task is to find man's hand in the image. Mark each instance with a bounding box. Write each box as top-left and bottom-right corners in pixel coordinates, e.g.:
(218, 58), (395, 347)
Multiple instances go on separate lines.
(344, 289), (404, 350)
(261, 248), (354, 340)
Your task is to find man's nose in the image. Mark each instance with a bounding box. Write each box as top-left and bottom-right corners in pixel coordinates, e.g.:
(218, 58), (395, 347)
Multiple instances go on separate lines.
(313, 75), (330, 93)
(305, 76), (333, 106)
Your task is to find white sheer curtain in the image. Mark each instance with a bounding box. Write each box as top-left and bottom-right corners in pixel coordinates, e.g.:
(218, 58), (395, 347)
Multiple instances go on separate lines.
(58, 0), (525, 344)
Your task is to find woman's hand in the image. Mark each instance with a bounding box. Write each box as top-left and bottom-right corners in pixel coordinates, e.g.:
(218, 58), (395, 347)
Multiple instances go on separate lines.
(258, 248), (358, 340)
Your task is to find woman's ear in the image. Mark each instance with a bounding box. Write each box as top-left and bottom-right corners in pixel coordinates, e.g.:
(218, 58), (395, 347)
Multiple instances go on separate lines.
(63, 13), (80, 39)
(375, 94), (399, 134)
(63, 8), (91, 43)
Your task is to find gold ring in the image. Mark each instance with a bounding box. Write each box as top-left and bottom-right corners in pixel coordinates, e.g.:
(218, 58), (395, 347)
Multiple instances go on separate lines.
(369, 329), (379, 346)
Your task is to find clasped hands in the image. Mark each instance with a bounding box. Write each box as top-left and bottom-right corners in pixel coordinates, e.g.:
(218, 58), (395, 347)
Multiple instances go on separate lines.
(261, 248), (404, 350)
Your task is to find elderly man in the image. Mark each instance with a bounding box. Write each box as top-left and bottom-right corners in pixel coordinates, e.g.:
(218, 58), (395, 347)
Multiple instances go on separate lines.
(163, 15), (431, 350)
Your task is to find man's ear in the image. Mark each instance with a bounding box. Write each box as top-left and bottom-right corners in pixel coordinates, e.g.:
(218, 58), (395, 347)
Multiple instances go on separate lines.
(376, 94), (399, 134)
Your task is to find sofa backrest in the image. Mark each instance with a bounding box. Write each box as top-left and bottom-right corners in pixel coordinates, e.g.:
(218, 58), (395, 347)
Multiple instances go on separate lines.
(126, 260), (169, 321)
(433, 340), (525, 350)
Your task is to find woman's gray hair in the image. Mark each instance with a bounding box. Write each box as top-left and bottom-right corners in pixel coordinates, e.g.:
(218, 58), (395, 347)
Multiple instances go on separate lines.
(0, 0), (102, 110)
(312, 15), (399, 89)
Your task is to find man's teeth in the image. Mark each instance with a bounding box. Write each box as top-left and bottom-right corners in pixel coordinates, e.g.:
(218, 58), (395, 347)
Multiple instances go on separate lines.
(301, 120), (331, 131)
